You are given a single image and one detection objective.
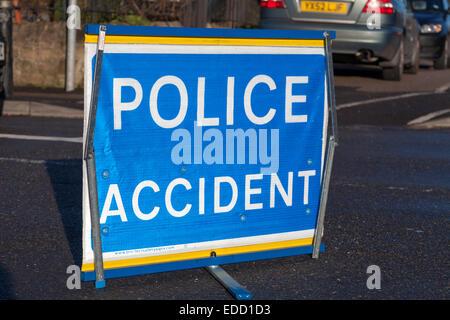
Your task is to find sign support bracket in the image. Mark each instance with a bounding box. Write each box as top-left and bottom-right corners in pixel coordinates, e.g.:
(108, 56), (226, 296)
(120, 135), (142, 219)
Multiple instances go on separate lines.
(84, 25), (107, 289)
(312, 32), (339, 259)
(206, 265), (253, 300)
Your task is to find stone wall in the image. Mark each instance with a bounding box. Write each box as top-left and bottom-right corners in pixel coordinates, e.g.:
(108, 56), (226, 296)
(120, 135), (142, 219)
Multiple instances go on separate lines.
(13, 22), (84, 89)
(12, 0), (260, 89)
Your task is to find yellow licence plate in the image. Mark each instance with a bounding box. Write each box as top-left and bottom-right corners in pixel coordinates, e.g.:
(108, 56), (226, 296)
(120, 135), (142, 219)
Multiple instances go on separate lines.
(301, 1), (348, 14)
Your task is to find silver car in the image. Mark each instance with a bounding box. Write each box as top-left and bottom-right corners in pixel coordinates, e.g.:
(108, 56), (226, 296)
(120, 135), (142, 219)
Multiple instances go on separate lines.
(259, 0), (421, 80)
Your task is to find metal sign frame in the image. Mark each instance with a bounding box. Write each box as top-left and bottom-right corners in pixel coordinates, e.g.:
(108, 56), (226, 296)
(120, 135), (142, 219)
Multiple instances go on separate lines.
(81, 25), (337, 298)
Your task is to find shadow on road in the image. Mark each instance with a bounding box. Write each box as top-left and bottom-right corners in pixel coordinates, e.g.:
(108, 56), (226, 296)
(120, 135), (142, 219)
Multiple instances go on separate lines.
(0, 263), (14, 299)
(334, 64), (383, 79)
(333, 63), (433, 80)
(0, 91), (5, 116)
(46, 159), (83, 268)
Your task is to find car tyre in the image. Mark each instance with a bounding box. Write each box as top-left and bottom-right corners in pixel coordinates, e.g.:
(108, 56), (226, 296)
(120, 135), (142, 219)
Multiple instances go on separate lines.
(405, 40), (420, 74)
(434, 38), (448, 70)
(382, 41), (404, 81)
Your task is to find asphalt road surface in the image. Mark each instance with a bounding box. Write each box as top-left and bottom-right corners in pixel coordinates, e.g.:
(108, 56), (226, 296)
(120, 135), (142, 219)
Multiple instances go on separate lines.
(0, 65), (449, 302)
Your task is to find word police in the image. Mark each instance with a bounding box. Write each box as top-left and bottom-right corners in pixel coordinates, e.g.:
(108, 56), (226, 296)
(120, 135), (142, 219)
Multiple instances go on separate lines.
(113, 74), (310, 129)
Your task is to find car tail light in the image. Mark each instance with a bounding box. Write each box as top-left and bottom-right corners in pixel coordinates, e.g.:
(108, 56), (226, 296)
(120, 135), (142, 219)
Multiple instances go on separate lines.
(362, 0), (394, 14)
(260, 0), (286, 8)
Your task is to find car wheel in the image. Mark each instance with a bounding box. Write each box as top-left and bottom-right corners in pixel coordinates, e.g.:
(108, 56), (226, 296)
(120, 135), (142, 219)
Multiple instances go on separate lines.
(382, 41), (404, 81)
(405, 40), (420, 74)
(434, 38), (448, 70)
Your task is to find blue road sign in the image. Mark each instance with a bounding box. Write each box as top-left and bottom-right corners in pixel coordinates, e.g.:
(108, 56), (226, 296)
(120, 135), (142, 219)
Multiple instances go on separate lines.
(82, 26), (333, 278)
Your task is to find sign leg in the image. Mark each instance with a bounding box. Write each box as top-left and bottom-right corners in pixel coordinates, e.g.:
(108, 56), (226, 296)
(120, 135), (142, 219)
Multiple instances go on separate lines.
(312, 32), (339, 259)
(312, 137), (337, 259)
(206, 265), (252, 300)
(84, 25), (107, 288)
(86, 151), (105, 288)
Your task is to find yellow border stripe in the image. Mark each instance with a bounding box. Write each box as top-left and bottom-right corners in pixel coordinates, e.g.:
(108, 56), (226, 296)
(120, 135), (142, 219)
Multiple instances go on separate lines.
(85, 34), (324, 47)
(81, 238), (313, 272)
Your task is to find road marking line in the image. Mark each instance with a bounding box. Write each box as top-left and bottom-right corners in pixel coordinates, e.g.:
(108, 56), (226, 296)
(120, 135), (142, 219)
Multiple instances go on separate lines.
(0, 157), (79, 166)
(336, 92), (428, 110)
(0, 157), (46, 165)
(336, 82), (450, 111)
(0, 133), (83, 143)
(407, 108), (450, 125)
(435, 82), (450, 94)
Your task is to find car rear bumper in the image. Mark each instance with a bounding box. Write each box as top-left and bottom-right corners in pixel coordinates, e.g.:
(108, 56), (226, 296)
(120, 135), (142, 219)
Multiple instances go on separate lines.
(259, 18), (403, 62)
(419, 34), (446, 59)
